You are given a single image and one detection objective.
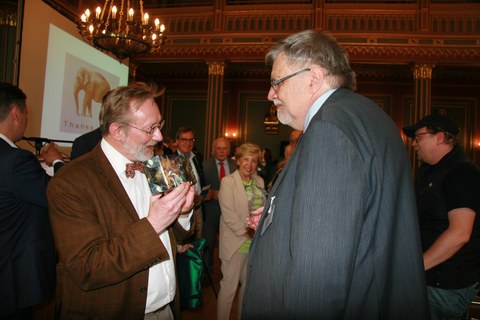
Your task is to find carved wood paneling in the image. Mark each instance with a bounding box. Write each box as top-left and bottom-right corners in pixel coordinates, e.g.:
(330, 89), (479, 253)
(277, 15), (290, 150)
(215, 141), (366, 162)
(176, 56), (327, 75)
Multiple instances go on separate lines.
(43, 0), (480, 68)
(137, 1), (480, 67)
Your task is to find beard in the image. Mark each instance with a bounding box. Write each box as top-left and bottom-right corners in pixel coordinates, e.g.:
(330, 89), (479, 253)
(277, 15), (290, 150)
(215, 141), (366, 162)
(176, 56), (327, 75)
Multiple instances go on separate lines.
(272, 99), (292, 127)
(277, 110), (292, 126)
(125, 140), (155, 161)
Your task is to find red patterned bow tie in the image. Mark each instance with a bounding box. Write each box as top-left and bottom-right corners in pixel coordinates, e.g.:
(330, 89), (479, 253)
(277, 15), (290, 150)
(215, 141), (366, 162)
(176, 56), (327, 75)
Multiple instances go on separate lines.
(125, 161), (145, 178)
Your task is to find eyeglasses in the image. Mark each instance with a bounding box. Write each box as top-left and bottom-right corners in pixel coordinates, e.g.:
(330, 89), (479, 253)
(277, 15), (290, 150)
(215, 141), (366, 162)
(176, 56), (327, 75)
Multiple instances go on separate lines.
(414, 131), (432, 142)
(270, 68), (311, 90)
(124, 120), (165, 136)
(179, 138), (195, 143)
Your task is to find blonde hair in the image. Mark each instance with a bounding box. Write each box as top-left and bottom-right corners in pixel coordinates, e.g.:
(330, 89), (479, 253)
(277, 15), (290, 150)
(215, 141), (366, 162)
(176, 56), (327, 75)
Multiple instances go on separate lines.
(235, 143), (261, 162)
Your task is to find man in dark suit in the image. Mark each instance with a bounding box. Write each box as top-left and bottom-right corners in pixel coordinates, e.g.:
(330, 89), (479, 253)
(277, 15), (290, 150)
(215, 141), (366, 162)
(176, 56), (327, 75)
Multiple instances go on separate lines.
(202, 137), (236, 279)
(0, 82), (63, 320)
(70, 127), (102, 160)
(175, 126), (205, 238)
(47, 82), (195, 319)
(242, 30), (429, 319)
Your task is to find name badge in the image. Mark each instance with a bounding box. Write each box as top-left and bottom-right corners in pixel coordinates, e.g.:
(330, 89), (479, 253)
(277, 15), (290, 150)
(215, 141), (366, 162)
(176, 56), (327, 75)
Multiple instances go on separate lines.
(261, 196), (276, 235)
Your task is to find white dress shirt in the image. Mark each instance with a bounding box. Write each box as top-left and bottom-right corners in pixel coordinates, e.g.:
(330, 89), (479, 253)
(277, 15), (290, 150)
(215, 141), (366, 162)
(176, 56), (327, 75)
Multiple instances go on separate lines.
(101, 139), (191, 313)
(178, 151), (202, 193)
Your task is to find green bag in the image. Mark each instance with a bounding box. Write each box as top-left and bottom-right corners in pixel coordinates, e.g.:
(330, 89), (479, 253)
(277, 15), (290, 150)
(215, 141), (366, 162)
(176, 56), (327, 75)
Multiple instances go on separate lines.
(177, 238), (207, 309)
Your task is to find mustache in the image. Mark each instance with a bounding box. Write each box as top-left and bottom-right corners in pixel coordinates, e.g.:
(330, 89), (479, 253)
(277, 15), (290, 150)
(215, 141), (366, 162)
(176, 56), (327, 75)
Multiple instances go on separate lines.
(272, 100), (283, 107)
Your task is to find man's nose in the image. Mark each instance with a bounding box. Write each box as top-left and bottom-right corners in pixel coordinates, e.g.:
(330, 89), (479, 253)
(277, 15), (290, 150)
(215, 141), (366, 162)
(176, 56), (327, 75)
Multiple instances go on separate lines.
(267, 87), (276, 101)
(152, 128), (163, 142)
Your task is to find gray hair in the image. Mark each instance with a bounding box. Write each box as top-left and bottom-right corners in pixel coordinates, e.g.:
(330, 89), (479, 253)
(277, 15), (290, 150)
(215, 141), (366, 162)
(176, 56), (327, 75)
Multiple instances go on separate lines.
(266, 30), (357, 91)
(211, 137), (231, 156)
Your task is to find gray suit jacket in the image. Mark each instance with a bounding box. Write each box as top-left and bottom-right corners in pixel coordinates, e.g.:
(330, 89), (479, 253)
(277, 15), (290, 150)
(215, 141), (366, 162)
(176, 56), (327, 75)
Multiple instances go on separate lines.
(203, 157), (236, 191)
(202, 157), (236, 221)
(242, 88), (429, 319)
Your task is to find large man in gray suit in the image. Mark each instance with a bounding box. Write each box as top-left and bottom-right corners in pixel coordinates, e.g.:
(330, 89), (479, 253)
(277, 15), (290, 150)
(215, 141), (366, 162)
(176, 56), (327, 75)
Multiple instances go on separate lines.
(202, 137), (236, 278)
(242, 30), (429, 319)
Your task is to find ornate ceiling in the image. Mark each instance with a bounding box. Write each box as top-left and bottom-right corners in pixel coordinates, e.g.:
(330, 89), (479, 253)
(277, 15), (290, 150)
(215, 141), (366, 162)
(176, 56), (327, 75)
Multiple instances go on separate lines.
(43, 0), (480, 83)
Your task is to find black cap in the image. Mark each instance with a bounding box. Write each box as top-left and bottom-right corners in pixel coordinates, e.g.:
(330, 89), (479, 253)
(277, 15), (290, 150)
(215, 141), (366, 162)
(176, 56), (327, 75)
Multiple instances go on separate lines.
(403, 114), (459, 138)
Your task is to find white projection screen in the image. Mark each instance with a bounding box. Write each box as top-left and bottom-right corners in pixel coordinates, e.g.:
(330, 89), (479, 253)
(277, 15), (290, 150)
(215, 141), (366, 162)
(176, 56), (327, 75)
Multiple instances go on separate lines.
(41, 24), (129, 143)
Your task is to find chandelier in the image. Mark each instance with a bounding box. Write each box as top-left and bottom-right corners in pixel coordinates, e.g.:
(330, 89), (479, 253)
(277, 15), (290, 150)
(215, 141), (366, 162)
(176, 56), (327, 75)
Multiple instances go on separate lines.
(77, 0), (166, 61)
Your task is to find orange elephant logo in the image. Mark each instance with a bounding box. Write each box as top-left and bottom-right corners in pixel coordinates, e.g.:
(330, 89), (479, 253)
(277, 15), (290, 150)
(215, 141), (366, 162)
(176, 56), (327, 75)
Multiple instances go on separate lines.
(74, 67), (110, 118)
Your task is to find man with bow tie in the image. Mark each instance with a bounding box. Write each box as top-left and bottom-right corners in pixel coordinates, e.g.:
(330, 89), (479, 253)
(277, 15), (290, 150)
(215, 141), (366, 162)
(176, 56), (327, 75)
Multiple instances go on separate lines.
(47, 82), (195, 320)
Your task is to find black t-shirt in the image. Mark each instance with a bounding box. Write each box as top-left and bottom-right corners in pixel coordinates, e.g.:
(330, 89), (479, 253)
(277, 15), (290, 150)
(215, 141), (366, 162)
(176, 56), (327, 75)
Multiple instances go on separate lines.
(416, 146), (480, 289)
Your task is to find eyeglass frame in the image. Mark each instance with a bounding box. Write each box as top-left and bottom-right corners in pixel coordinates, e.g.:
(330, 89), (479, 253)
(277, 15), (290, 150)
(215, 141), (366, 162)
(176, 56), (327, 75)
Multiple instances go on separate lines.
(413, 131), (432, 143)
(178, 137), (196, 143)
(123, 120), (165, 136)
(270, 68), (311, 90)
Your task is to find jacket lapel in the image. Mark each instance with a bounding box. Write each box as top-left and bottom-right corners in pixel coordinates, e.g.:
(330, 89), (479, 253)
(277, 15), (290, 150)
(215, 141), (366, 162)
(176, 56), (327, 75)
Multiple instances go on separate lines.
(268, 135), (302, 196)
(91, 144), (141, 223)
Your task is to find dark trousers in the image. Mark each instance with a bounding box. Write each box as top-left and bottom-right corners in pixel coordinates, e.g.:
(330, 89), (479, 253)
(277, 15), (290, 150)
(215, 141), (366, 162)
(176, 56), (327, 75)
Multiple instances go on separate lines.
(202, 208), (221, 277)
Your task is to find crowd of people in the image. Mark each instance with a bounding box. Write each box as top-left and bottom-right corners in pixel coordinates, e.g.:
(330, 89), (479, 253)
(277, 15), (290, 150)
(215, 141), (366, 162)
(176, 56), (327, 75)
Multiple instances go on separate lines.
(1, 29), (480, 320)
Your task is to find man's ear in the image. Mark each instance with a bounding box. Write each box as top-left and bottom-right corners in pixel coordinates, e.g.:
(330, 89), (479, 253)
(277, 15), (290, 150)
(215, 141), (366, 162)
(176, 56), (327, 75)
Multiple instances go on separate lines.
(308, 67), (324, 93)
(436, 131), (446, 145)
(11, 105), (21, 121)
(109, 122), (126, 142)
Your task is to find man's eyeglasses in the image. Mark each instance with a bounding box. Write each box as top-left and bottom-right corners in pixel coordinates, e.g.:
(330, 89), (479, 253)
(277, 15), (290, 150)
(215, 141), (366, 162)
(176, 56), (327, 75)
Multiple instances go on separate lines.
(124, 120), (165, 136)
(270, 68), (311, 90)
(178, 138), (195, 143)
(414, 131), (432, 142)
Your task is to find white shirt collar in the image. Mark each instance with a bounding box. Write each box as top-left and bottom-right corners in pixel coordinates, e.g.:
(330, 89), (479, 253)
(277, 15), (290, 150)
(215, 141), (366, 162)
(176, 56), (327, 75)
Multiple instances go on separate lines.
(0, 134), (17, 148)
(303, 88), (337, 131)
(101, 138), (134, 177)
(178, 150), (193, 160)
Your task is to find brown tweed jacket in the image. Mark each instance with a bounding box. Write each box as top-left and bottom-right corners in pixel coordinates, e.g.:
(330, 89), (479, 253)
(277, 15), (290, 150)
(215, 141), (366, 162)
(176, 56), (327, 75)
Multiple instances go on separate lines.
(47, 144), (193, 320)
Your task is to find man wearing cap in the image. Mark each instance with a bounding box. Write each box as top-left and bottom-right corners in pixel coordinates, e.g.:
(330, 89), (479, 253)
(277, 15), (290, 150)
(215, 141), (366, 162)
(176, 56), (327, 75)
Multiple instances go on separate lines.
(403, 114), (480, 320)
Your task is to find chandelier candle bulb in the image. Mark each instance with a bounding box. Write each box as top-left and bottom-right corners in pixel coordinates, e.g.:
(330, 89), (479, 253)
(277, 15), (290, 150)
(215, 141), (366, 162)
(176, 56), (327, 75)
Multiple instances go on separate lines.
(128, 8), (134, 21)
(77, 0), (166, 60)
